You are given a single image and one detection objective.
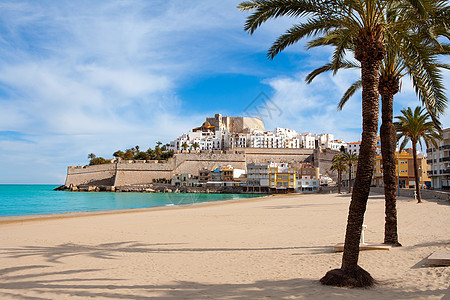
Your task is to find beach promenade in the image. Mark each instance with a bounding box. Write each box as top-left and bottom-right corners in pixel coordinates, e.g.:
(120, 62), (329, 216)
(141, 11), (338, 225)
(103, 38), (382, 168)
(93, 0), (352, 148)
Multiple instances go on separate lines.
(0, 193), (448, 299)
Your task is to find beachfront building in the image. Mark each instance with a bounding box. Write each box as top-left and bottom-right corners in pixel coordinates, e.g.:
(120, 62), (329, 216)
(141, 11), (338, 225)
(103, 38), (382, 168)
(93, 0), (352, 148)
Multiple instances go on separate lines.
(298, 164), (319, 180)
(269, 163), (296, 191)
(169, 113), (346, 151)
(199, 168), (211, 183)
(172, 173), (199, 187)
(196, 166), (247, 187)
(296, 163), (320, 192)
(296, 178), (320, 192)
(427, 128), (450, 189)
(372, 149), (430, 189)
(246, 163), (270, 192)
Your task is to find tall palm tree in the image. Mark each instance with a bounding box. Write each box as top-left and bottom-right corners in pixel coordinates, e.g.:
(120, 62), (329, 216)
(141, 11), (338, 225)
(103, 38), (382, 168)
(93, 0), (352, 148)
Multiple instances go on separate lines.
(395, 106), (442, 203)
(342, 152), (358, 193)
(305, 0), (449, 246)
(331, 154), (348, 194)
(239, 0), (433, 287)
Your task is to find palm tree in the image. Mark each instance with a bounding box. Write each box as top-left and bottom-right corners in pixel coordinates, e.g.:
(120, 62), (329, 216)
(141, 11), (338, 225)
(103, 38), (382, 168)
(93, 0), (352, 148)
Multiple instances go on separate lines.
(181, 142), (189, 151)
(395, 106), (442, 203)
(239, 0), (433, 287)
(192, 142), (200, 151)
(305, 1), (449, 246)
(342, 152), (358, 193)
(88, 153), (96, 160)
(113, 150), (125, 159)
(331, 154), (348, 194)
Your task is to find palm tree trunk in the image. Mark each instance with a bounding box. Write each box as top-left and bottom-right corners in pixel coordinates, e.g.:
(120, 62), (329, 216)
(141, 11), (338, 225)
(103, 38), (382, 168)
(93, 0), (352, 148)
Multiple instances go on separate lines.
(412, 141), (422, 203)
(342, 58), (379, 270)
(379, 80), (401, 246)
(321, 32), (384, 286)
(338, 170), (341, 194)
(348, 163), (352, 193)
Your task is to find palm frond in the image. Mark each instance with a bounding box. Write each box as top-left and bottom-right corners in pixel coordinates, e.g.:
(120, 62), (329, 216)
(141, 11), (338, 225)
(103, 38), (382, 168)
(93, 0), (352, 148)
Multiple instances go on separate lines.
(338, 80), (362, 110)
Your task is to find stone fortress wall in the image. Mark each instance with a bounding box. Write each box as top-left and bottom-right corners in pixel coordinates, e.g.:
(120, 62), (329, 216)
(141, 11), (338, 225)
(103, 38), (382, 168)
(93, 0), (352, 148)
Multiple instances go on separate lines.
(64, 148), (332, 187)
(65, 164), (116, 187)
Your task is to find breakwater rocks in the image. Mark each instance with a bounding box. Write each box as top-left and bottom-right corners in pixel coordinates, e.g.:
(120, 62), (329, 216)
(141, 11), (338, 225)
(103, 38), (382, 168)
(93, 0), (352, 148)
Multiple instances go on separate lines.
(55, 183), (246, 194)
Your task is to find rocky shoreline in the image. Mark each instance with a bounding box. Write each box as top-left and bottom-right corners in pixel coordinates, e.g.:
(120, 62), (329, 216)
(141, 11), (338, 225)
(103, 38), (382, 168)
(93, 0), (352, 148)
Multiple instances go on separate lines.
(55, 183), (252, 194)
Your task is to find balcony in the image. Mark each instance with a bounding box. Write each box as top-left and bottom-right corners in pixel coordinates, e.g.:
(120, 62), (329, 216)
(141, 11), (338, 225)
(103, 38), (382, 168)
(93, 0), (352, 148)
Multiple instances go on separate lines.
(441, 156), (450, 162)
(439, 145), (450, 150)
(442, 169), (450, 174)
(427, 159), (433, 164)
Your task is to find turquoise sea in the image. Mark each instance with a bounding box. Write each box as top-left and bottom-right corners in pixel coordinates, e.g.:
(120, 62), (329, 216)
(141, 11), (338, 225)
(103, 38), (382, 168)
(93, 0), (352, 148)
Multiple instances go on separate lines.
(0, 185), (264, 217)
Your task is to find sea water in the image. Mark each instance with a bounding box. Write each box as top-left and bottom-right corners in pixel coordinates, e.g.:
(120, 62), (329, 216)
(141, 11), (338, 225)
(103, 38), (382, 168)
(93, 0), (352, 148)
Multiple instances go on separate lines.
(0, 185), (264, 217)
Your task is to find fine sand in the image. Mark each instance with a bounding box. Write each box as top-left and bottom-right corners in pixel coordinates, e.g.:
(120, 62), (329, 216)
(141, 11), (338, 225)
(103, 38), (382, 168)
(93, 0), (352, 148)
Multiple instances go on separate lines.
(0, 193), (448, 299)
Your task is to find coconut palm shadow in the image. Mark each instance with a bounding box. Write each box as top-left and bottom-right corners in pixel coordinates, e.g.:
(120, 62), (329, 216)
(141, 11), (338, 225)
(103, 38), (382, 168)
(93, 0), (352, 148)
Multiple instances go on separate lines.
(0, 265), (448, 299)
(0, 242), (186, 263)
(1, 241), (335, 263)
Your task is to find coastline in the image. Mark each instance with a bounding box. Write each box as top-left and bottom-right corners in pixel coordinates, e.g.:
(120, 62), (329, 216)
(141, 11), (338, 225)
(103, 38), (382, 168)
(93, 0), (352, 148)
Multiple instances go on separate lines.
(0, 193), (274, 225)
(0, 193), (448, 299)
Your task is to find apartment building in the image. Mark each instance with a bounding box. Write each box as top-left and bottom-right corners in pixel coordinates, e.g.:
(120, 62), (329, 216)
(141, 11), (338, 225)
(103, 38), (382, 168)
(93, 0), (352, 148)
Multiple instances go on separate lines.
(372, 150), (430, 189)
(427, 128), (450, 189)
(269, 163), (296, 191)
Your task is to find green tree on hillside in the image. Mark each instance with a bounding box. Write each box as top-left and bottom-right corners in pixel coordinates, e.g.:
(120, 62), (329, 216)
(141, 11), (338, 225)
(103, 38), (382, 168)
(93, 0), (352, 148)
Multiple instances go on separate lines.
(113, 150), (124, 159)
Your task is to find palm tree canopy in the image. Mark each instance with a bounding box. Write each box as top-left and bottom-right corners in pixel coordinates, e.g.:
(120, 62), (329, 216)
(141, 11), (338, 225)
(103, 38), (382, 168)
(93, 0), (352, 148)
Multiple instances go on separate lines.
(331, 153), (348, 173)
(303, 0), (450, 118)
(343, 152), (359, 165)
(395, 106), (442, 151)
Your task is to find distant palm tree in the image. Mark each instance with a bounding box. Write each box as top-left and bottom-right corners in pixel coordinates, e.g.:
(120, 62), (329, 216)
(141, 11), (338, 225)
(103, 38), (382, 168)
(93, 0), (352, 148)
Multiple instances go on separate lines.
(88, 153), (96, 160)
(192, 142), (200, 150)
(238, 0), (434, 287)
(395, 106), (442, 203)
(331, 154), (347, 194)
(342, 152), (358, 193)
(181, 142), (189, 151)
(113, 150), (124, 159)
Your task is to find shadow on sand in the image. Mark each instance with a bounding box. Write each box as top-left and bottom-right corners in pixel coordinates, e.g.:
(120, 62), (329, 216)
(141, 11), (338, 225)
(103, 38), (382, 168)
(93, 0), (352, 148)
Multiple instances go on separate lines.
(0, 241), (335, 264)
(0, 264), (449, 299)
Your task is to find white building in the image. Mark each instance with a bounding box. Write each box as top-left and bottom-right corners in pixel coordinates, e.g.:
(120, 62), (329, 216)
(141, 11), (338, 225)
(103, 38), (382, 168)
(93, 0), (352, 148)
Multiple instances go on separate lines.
(246, 163), (270, 187)
(169, 114), (347, 152)
(346, 138), (384, 155)
(427, 128), (450, 189)
(325, 139), (347, 151)
(296, 178), (320, 192)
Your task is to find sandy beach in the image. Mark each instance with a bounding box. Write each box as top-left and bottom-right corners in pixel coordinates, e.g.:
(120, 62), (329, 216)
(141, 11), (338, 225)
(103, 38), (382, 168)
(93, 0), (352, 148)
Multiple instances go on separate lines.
(0, 193), (448, 299)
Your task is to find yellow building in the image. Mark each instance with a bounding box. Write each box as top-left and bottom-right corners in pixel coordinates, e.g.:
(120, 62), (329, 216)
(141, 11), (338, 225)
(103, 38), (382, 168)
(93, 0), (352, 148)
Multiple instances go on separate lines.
(373, 149), (430, 189)
(220, 166), (234, 181)
(269, 163), (296, 190)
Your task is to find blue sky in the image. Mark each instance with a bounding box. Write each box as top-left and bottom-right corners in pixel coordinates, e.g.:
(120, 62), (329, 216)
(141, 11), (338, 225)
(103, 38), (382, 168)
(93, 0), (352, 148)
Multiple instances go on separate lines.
(0, 0), (449, 184)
